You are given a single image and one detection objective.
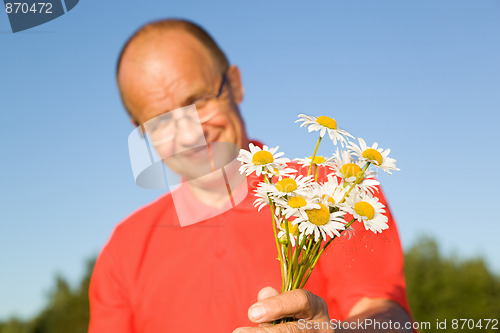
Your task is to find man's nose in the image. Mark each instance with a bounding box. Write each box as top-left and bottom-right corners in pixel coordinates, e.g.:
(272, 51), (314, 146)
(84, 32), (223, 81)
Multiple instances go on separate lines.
(175, 117), (206, 149)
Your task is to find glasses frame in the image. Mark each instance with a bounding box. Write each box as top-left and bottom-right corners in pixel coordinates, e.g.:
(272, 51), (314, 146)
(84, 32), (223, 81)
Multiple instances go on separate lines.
(190, 71), (228, 114)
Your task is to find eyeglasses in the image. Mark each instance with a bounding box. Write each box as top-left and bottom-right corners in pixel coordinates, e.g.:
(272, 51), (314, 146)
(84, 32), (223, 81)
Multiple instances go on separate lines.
(190, 72), (227, 120)
(144, 73), (228, 147)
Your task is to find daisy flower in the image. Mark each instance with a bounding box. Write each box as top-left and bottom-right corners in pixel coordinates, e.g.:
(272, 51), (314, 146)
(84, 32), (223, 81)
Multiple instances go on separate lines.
(294, 155), (335, 169)
(238, 143), (290, 177)
(278, 220), (299, 247)
(296, 114), (354, 146)
(331, 149), (379, 194)
(267, 164), (298, 180)
(344, 192), (389, 234)
(295, 203), (346, 241)
(258, 174), (314, 199)
(313, 175), (348, 210)
(348, 138), (399, 174)
(253, 184), (271, 211)
(273, 195), (320, 220)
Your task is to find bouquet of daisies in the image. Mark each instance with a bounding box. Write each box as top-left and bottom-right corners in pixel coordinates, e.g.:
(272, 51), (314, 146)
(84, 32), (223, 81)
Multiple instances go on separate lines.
(237, 114), (398, 308)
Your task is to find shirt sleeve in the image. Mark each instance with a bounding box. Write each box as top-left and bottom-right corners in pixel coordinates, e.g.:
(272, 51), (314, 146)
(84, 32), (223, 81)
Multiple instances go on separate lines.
(88, 244), (134, 333)
(317, 186), (410, 319)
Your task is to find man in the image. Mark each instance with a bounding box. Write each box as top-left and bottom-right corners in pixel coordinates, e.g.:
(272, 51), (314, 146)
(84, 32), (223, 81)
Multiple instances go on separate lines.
(89, 19), (412, 332)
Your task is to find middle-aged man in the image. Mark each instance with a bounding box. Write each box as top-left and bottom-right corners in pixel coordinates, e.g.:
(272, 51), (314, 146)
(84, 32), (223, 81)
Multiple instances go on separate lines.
(89, 19), (413, 333)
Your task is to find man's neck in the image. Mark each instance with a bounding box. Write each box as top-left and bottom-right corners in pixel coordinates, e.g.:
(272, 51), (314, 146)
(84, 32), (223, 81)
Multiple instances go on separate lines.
(184, 156), (246, 209)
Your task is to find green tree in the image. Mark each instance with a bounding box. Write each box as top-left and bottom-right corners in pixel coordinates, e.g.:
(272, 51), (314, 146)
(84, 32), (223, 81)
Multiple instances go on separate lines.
(0, 318), (32, 333)
(0, 258), (95, 333)
(3, 238), (500, 333)
(30, 258), (94, 333)
(405, 236), (500, 332)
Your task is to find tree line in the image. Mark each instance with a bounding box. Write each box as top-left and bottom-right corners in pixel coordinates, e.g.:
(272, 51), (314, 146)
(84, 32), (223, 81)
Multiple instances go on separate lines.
(1, 236), (499, 333)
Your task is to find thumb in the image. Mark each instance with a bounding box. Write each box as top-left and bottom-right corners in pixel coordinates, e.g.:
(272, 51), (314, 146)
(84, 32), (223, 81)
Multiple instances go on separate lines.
(257, 286), (279, 301)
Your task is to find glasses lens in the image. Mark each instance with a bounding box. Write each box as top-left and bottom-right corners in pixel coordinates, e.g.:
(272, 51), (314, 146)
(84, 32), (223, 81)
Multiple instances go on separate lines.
(143, 105), (206, 157)
(144, 113), (175, 147)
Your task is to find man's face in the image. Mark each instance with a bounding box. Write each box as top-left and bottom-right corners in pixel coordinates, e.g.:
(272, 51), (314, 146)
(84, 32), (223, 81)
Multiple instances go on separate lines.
(118, 30), (248, 180)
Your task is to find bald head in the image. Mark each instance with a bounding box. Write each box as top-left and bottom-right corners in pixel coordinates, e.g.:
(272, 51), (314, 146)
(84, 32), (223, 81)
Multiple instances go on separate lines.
(117, 19), (229, 78)
(116, 19), (231, 124)
(117, 19), (249, 176)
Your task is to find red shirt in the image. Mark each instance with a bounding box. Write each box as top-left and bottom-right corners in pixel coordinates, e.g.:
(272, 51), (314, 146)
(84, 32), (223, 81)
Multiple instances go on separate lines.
(89, 158), (410, 332)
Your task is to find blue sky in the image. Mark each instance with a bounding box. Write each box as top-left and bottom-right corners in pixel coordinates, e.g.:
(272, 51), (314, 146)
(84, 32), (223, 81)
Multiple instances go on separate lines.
(1, 0), (499, 320)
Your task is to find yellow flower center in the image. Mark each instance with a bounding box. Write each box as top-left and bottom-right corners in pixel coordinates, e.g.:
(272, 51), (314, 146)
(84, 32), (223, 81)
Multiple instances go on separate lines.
(354, 201), (375, 220)
(309, 156), (326, 164)
(339, 163), (363, 180)
(252, 150), (274, 165)
(280, 221), (299, 236)
(305, 203), (330, 226)
(316, 116), (337, 130)
(321, 194), (336, 205)
(276, 178), (298, 193)
(362, 148), (383, 166)
(287, 196), (307, 208)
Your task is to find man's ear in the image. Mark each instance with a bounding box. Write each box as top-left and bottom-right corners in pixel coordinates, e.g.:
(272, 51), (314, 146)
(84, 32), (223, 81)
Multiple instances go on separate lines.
(226, 65), (244, 104)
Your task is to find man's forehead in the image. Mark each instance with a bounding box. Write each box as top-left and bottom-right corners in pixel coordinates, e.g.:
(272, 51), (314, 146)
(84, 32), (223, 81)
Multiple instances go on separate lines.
(118, 30), (221, 98)
(118, 29), (221, 122)
(121, 29), (217, 74)
(118, 71), (208, 124)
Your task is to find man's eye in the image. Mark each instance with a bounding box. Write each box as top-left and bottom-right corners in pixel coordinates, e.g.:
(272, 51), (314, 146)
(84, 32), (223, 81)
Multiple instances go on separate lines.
(193, 96), (210, 108)
(148, 116), (170, 132)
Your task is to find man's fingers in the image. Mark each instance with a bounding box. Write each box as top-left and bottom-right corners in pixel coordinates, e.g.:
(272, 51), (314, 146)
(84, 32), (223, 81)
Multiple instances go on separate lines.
(248, 289), (328, 324)
(256, 288), (284, 327)
(258, 287), (280, 301)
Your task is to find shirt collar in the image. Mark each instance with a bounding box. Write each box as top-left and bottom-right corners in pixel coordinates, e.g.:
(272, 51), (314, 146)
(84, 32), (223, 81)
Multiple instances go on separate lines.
(171, 139), (265, 226)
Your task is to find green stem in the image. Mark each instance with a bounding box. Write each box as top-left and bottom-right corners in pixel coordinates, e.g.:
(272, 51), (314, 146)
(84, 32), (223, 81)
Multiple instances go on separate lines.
(293, 237), (312, 289)
(340, 162), (371, 204)
(284, 216), (291, 260)
(300, 218), (357, 288)
(283, 216), (292, 291)
(264, 175), (286, 291)
(298, 237), (314, 266)
(307, 136), (323, 176)
(294, 236), (323, 289)
(287, 234), (307, 291)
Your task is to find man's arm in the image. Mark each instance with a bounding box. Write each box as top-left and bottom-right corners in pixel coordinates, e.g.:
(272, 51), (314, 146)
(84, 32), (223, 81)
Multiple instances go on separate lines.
(233, 287), (412, 333)
(88, 247), (134, 333)
(339, 297), (412, 332)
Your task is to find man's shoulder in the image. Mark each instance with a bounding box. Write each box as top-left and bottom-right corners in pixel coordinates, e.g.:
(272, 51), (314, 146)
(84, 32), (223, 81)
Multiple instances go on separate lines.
(106, 191), (178, 249)
(125, 191), (176, 224)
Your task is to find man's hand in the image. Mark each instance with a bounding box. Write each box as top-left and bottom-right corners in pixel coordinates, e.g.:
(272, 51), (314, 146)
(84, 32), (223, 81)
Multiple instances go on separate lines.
(233, 287), (333, 333)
